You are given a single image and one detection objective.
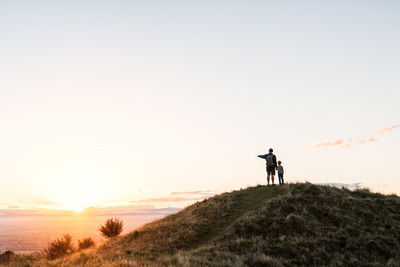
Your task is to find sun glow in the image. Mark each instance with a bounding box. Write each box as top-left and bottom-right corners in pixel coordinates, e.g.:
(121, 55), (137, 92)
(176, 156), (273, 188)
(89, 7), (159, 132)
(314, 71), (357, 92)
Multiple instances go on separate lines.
(41, 170), (107, 212)
(65, 203), (88, 213)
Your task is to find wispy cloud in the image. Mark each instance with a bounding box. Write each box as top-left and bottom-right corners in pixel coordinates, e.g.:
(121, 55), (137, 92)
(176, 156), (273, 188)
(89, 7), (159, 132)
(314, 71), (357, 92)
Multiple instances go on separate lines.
(170, 190), (216, 195)
(313, 139), (353, 149)
(317, 183), (363, 191)
(359, 125), (399, 144)
(313, 124), (399, 149)
(131, 197), (203, 203)
(131, 190), (218, 204)
(0, 205), (181, 217)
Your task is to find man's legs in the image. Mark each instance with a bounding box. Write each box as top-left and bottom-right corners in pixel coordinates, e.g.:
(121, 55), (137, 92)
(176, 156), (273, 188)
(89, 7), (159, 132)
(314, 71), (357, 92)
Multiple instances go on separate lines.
(267, 168), (275, 185)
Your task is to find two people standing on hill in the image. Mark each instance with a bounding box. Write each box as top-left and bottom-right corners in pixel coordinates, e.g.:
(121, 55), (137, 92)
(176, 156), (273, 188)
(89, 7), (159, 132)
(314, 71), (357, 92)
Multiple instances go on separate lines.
(258, 148), (284, 185)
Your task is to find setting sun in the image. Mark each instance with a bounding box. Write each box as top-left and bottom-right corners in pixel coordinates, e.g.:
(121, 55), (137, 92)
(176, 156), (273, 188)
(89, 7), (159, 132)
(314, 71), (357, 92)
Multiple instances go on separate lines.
(66, 204), (86, 213)
(40, 171), (106, 211)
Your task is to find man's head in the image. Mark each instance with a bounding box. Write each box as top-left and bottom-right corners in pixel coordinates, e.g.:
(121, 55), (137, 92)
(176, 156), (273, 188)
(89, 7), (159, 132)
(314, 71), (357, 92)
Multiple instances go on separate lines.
(269, 148), (273, 153)
(278, 161), (281, 165)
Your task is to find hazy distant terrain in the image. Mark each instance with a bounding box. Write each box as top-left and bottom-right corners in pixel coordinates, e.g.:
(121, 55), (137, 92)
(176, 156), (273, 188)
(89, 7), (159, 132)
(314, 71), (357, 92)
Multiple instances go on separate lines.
(0, 210), (178, 253)
(0, 192), (212, 254)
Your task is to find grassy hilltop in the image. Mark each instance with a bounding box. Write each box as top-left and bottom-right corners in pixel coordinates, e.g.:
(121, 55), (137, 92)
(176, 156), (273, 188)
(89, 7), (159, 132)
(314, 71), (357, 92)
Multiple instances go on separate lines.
(4, 183), (400, 266)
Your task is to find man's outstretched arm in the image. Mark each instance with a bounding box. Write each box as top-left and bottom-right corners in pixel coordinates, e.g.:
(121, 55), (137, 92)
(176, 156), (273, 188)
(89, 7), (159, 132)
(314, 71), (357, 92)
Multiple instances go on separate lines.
(258, 154), (267, 159)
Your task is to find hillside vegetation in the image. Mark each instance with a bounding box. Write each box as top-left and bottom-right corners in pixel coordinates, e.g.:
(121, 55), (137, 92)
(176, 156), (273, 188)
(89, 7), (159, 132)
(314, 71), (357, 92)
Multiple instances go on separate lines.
(4, 183), (400, 266)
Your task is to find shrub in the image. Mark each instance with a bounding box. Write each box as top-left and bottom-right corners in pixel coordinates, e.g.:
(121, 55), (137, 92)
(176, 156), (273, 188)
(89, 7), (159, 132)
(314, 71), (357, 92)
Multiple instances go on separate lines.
(99, 218), (124, 239)
(78, 237), (95, 250)
(0, 251), (15, 264)
(44, 234), (74, 260)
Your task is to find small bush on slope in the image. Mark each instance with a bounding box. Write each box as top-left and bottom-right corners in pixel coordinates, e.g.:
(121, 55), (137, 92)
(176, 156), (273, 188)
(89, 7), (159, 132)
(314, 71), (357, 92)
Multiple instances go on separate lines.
(43, 234), (74, 260)
(0, 251), (16, 265)
(78, 237), (95, 250)
(99, 218), (124, 239)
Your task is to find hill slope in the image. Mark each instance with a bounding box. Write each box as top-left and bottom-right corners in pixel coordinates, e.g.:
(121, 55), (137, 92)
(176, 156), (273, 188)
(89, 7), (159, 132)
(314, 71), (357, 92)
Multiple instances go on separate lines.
(7, 183), (400, 266)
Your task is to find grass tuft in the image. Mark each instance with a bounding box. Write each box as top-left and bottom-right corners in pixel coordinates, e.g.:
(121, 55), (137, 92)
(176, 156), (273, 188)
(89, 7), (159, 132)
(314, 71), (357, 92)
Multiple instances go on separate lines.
(78, 237), (95, 250)
(99, 217), (124, 239)
(43, 234), (74, 260)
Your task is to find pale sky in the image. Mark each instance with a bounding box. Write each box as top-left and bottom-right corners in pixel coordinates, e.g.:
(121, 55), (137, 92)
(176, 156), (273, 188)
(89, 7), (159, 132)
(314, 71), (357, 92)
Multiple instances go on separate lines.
(1, 1), (399, 211)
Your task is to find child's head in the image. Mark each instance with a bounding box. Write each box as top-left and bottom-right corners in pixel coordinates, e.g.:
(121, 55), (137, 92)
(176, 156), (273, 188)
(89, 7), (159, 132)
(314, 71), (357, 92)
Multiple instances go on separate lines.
(278, 161), (282, 165)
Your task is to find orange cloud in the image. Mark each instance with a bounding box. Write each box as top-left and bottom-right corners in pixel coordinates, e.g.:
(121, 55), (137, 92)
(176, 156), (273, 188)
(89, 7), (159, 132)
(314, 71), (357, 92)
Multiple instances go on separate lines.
(131, 197), (204, 203)
(314, 124), (399, 149)
(313, 139), (352, 149)
(170, 190), (216, 195)
(359, 124), (399, 144)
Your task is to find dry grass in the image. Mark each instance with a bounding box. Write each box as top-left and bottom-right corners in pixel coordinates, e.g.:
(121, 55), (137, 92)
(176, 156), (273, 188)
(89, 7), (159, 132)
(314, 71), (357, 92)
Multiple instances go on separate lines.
(4, 183), (400, 266)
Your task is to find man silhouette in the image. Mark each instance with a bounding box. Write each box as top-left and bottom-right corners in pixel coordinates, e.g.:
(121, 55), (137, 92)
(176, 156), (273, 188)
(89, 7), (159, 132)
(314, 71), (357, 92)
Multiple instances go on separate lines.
(258, 148), (277, 185)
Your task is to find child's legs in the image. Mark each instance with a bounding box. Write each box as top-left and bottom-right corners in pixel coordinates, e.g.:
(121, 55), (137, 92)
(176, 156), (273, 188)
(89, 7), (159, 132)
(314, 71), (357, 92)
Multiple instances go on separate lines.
(278, 173), (284, 183)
